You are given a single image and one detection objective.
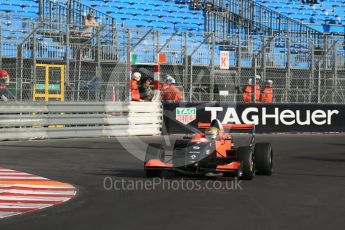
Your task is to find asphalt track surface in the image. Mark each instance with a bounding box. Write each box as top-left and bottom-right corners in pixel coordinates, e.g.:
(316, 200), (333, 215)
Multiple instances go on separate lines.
(0, 134), (344, 230)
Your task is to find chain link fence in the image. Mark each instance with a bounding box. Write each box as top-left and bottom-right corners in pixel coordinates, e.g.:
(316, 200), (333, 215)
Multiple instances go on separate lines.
(1, 23), (345, 103)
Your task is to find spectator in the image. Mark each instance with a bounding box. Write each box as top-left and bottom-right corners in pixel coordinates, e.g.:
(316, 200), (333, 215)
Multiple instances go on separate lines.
(161, 75), (171, 92)
(261, 80), (273, 103)
(336, 15), (342, 24)
(161, 76), (182, 101)
(130, 72), (141, 101)
(302, 0), (318, 4)
(242, 78), (253, 103)
(329, 18), (337, 25)
(82, 12), (99, 37)
(0, 69), (10, 101)
(140, 78), (154, 101)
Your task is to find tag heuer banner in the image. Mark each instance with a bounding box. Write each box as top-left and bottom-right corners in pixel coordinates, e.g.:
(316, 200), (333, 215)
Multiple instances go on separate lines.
(176, 107), (196, 125)
(163, 102), (345, 134)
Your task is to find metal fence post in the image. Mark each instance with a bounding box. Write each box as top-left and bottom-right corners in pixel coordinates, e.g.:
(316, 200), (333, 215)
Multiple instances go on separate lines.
(318, 62), (321, 103)
(0, 25), (2, 69)
(310, 38), (315, 103)
(126, 29), (132, 102)
(96, 27), (102, 101)
(65, 21), (70, 87)
(156, 30), (160, 62)
(16, 44), (23, 101)
(39, 0), (44, 22)
(210, 32), (215, 101)
(183, 32), (190, 102)
(261, 36), (266, 82)
(253, 56), (257, 103)
(77, 47), (82, 101)
(32, 28), (37, 102)
(286, 37), (291, 103)
(332, 40), (337, 103)
(236, 34), (241, 87)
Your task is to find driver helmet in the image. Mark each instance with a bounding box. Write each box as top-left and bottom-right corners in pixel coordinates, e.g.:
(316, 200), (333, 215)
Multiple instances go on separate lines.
(205, 127), (219, 140)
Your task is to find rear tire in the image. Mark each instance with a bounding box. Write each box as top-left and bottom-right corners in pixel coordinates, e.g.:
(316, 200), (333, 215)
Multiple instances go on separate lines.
(144, 143), (164, 178)
(254, 143), (273, 176)
(237, 146), (254, 180)
(173, 140), (189, 167)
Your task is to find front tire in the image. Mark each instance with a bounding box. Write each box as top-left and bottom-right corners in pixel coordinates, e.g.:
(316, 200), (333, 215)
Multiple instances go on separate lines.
(145, 169), (162, 178)
(254, 143), (273, 176)
(237, 146), (255, 180)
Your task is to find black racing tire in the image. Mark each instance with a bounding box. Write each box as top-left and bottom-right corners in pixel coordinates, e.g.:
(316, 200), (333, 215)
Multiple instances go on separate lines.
(145, 169), (162, 178)
(237, 146), (255, 180)
(254, 143), (273, 176)
(145, 143), (164, 178)
(173, 140), (189, 167)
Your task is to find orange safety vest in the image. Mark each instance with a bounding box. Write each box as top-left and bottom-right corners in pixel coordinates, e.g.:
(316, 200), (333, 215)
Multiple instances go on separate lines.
(161, 83), (169, 91)
(242, 85), (253, 102)
(130, 80), (140, 101)
(261, 87), (273, 103)
(162, 85), (182, 101)
(243, 84), (261, 102)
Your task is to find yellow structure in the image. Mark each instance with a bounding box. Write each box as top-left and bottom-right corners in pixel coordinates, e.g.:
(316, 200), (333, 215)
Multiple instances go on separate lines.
(33, 64), (65, 101)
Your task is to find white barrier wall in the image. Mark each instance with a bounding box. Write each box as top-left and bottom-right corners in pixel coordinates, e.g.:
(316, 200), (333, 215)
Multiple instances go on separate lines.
(0, 102), (162, 141)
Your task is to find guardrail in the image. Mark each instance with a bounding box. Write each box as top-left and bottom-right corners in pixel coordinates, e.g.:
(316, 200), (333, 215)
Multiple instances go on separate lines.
(0, 102), (162, 141)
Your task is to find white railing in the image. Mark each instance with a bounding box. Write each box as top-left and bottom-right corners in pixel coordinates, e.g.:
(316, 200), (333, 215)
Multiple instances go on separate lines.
(0, 102), (162, 141)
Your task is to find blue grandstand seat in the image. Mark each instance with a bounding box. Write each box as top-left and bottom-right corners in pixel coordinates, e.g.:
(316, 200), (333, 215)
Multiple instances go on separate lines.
(82, 0), (205, 33)
(255, 0), (345, 34)
(0, 0), (343, 66)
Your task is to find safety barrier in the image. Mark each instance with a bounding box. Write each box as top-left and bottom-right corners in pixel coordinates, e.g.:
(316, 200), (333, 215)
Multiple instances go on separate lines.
(163, 102), (344, 134)
(0, 102), (162, 141)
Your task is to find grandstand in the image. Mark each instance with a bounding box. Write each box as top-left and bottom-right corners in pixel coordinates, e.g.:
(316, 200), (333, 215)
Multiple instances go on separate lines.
(0, 0), (344, 103)
(256, 0), (345, 34)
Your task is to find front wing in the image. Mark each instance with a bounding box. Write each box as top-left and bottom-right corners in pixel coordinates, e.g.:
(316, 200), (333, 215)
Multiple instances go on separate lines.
(144, 159), (242, 174)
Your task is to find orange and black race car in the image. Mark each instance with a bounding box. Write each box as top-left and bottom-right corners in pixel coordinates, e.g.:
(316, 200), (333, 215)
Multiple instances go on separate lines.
(144, 119), (273, 180)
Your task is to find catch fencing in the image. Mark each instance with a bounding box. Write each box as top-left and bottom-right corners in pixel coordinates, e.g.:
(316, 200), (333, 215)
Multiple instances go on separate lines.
(1, 23), (345, 103)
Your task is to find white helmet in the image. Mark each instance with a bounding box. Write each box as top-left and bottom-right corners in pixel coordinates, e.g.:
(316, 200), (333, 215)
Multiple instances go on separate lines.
(267, 80), (273, 86)
(132, 72), (141, 81)
(167, 76), (176, 84)
(248, 78), (253, 85)
(255, 75), (261, 80)
(165, 75), (173, 82)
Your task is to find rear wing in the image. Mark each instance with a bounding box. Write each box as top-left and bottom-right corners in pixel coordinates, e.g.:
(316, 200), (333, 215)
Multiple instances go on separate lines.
(198, 123), (254, 131)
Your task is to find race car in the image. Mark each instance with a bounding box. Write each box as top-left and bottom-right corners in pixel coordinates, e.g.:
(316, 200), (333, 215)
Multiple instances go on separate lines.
(144, 119), (273, 180)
